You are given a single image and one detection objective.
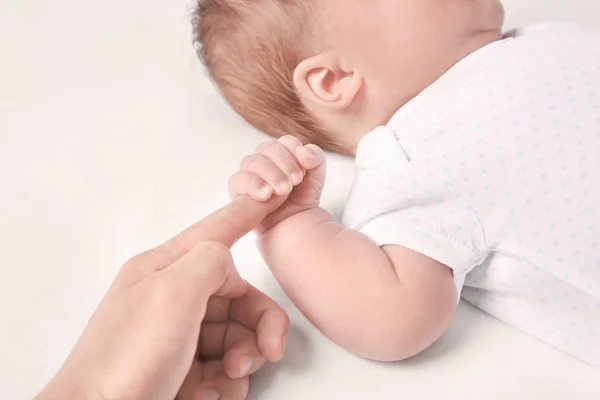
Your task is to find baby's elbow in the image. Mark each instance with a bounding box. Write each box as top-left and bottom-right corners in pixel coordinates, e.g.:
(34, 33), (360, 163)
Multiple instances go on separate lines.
(358, 314), (453, 362)
(344, 292), (457, 362)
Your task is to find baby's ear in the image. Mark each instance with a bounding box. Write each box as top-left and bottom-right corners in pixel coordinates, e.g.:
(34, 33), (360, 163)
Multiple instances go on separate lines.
(293, 52), (362, 111)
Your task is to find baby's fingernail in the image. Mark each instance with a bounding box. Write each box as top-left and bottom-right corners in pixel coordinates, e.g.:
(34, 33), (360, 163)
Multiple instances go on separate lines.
(239, 354), (254, 376)
(259, 185), (273, 199)
(291, 172), (303, 185)
(196, 389), (220, 400)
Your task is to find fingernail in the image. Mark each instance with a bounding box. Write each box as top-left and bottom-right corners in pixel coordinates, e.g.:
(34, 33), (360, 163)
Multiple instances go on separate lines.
(197, 389), (220, 400)
(259, 185), (273, 199)
(291, 172), (303, 185)
(239, 354), (254, 376)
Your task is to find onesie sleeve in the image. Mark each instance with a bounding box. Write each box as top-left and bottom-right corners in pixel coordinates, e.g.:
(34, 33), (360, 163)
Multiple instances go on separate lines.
(342, 127), (489, 297)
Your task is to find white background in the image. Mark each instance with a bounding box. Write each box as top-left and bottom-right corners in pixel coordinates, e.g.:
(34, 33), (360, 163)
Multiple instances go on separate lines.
(1, 1), (599, 399)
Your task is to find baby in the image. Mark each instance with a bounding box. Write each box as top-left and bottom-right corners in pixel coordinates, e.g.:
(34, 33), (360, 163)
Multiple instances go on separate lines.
(194, 0), (600, 365)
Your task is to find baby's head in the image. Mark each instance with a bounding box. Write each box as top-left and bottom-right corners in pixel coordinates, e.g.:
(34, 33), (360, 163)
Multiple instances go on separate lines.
(194, 0), (504, 154)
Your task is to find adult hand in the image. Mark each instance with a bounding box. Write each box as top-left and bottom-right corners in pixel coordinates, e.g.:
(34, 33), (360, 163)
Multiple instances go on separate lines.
(36, 196), (289, 400)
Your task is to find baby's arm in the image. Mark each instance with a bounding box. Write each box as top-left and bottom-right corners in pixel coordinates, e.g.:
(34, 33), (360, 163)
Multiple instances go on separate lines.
(259, 209), (457, 361)
(230, 136), (457, 361)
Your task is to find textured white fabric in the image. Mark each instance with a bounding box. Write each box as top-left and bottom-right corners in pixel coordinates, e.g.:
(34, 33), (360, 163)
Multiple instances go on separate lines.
(343, 23), (600, 366)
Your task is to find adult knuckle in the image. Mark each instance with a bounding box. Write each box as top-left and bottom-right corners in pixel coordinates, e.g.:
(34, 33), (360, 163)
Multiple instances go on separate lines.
(196, 240), (230, 259)
(123, 251), (151, 270)
(121, 247), (175, 279)
(193, 242), (232, 281)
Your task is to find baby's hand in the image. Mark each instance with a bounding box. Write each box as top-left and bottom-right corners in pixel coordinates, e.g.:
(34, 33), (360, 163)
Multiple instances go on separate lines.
(229, 136), (326, 232)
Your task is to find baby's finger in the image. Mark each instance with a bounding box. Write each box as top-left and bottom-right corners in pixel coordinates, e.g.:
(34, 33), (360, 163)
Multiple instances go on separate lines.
(241, 154), (292, 196)
(277, 136), (304, 161)
(295, 144), (325, 171)
(256, 141), (303, 186)
(228, 170), (273, 202)
(278, 135), (304, 149)
(296, 144), (326, 185)
(277, 135), (307, 180)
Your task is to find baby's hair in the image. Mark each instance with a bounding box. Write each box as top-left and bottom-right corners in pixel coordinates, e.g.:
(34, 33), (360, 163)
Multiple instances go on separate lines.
(193, 0), (342, 152)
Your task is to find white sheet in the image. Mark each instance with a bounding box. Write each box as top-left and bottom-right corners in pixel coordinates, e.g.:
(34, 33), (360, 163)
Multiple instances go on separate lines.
(0, 1), (599, 399)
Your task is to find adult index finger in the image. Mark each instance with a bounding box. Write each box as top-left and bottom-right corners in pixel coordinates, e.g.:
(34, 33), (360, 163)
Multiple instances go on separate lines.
(154, 195), (279, 269)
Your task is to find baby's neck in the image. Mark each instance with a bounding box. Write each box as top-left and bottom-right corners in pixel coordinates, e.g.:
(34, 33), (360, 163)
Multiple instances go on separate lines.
(338, 31), (503, 155)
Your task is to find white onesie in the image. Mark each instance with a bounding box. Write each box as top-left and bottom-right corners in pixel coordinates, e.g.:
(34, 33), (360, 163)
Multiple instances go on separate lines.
(342, 23), (600, 366)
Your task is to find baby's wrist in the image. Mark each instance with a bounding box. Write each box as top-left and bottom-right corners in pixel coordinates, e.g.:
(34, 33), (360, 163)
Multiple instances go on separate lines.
(258, 205), (330, 236)
(257, 203), (319, 235)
